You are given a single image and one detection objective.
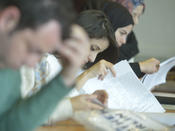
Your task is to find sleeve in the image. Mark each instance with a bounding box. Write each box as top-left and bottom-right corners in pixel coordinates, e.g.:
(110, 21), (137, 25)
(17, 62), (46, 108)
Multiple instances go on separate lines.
(0, 75), (72, 131)
(118, 32), (139, 62)
(129, 63), (145, 78)
(47, 98), (73, 124)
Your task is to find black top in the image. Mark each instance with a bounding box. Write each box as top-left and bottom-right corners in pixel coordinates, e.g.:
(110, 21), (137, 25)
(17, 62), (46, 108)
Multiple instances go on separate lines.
(118, 31), (145, 78)
(75, 0), (144, 78)
(118, 31), (139, 61)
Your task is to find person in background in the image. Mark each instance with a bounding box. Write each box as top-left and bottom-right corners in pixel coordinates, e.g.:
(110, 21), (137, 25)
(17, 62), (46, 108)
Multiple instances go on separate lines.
(0, 0), (89, 131)
(111, 0), (160, 77)
(82, 0), (160, 78)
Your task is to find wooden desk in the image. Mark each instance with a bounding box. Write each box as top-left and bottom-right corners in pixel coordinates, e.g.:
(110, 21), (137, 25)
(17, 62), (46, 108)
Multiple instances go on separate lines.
(36, 119), (87, 131)
(36, 111), (175, 131)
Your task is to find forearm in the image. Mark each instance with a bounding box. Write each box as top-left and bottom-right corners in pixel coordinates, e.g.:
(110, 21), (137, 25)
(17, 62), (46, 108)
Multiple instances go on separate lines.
(76, 70), (91, 90)
(47, 98), (73, 124)
(0, 75), (72, 131)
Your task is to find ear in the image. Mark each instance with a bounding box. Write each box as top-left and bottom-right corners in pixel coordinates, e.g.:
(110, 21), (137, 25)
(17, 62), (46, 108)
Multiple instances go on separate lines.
(0, 6), (20, 33)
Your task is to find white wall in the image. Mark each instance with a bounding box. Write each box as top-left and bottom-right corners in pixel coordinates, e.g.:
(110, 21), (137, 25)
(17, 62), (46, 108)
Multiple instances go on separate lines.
(134, 0), (175, 62)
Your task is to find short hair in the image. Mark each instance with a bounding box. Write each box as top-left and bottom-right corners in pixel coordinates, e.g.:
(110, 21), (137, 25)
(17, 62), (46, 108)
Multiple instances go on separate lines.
(0, 0), (77, 39)
(77, 10), (117, 47)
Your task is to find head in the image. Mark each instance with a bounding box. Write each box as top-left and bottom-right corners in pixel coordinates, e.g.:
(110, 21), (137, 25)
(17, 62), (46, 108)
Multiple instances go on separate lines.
(77, 10), (117, 63)
(0, 0), (76, 69)
(113, 0), (145, 25)
(132, 4), (144, 25)
(103, 2), (134, 47)
(115, 24), (133, 47)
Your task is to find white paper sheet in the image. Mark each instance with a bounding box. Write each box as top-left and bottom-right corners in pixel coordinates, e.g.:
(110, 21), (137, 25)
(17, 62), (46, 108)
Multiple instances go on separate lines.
(141, 56), (175, 90)
(144, 113), (175, 126)
(81, 60), (165, 113)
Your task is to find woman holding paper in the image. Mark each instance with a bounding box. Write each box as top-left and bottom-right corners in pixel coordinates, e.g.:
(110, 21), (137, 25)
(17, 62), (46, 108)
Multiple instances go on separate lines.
(82, 0), (160, 78)
(21, 10), (115, 124)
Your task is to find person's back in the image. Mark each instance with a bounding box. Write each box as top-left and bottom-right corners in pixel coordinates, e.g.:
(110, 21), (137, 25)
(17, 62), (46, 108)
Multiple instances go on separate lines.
(0, 69), (21, 117)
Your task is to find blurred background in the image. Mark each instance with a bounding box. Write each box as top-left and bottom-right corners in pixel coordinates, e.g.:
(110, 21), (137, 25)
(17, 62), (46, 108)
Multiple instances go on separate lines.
(134, 0), (175, 62)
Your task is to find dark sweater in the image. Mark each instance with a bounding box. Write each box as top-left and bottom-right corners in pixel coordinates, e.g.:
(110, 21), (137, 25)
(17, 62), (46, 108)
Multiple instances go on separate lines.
(118, 31), (139, 61)
(118, 31), (145, 78)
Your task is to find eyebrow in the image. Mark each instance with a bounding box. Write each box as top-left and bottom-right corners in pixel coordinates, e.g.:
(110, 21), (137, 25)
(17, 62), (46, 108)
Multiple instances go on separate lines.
(120, 30), (127, 34)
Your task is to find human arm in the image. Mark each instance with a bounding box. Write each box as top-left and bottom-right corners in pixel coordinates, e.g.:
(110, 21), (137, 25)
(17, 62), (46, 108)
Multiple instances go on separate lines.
(76, 59), (116, 89)
(130, 58), (160, 78)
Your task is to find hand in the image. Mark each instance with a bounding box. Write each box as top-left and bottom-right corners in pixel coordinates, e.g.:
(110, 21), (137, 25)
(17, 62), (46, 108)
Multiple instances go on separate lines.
(56, 25), (90, 86)
(93, 90), (108, 106)
(139, 58), (160, 74)
(86, 59), (116, 80)
(70, 94), (104, 111)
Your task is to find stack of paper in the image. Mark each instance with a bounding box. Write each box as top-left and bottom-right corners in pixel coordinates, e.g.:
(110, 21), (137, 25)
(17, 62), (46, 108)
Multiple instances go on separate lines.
(141, 56), (175, 90)
(81, 60), (165, 113)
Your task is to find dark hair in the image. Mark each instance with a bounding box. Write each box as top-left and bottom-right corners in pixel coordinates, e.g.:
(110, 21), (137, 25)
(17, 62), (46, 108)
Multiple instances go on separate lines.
(77, 10), (117, 48)
(77, 10), (118, 69)
(0, 0), (77, 39)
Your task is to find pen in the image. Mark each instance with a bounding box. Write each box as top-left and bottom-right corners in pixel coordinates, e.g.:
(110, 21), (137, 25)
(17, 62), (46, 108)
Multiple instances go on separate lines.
(91, 99), (107, 109)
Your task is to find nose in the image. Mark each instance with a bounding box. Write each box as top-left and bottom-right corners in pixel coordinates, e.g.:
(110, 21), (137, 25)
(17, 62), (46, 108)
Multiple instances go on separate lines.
(88, 53), (97, 63)
(120, 36), (126, 45)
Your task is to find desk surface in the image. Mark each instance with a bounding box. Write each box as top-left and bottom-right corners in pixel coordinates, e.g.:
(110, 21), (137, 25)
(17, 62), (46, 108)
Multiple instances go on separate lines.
(36, 120), (86, 131)
(36, 79), (175, 131)
(36, 109), (175, 131)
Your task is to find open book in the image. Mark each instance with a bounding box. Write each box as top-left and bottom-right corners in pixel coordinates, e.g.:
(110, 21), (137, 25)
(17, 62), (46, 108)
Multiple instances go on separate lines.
(80, 60), (165, 113)
(141, 56), (175, 90)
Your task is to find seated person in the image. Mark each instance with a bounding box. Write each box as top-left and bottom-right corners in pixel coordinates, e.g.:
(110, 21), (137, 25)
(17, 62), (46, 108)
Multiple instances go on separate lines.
(21, 10), (117, 124)
(82, 0), (160, 78)
(0, 0), (89, 130)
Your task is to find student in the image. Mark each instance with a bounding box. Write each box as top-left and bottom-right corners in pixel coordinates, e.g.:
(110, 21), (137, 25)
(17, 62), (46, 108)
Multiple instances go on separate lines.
(109, 0), (160, 77)
(21, 10), (117, 124)
(113, 0), (145, 25)
(76, 10), (118, 87)
(0, 0), (89, 131)
(21, 54), (108, 123)
(82, 0), (160, 78)
(110, 0), (145, 62)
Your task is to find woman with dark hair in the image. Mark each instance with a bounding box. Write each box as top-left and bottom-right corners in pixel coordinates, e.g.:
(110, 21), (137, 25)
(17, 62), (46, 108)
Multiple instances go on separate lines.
(109, 0), (160, 77)
(76, 10), (118, 88)
(81, 0), (160, 78)
(21, 10), (117, 124)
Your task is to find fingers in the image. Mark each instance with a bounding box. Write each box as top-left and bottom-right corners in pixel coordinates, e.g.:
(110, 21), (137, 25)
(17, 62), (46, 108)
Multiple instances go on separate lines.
(101, 60), (116, 77)
(97, 60), (116, 80)
(85, 94), (104, 110)
(139, 58), (160, 74)
(93, 90), (108, 105)
(87, 102), (104, 110)
(98, 70), (107, 80)
(106, 62), (116, 77)
(151, 58), (160, 73)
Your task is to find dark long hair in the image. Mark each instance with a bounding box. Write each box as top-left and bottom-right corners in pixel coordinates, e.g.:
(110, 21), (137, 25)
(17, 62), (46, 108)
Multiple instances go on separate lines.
(77, 10), (118, 69)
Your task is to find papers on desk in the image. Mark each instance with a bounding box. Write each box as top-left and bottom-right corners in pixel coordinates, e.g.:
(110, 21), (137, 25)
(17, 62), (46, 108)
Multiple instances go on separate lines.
(141, 56), (175, 90)
(81, 60), (165, 113)
(144, 112), (175, 127)
(74, 110), (173, 131)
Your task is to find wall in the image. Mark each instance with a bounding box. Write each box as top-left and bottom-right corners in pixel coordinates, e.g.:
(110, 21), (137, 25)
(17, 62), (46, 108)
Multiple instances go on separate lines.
(134, 0), (175, 62)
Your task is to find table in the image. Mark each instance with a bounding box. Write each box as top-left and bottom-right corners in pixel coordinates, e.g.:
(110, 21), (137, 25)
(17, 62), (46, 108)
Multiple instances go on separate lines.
(36, 119), (86, 131)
